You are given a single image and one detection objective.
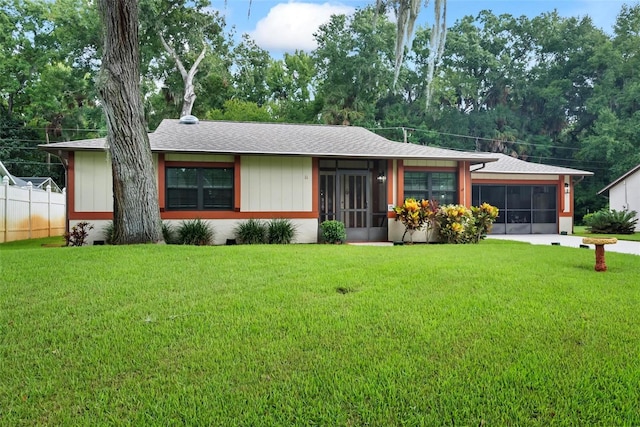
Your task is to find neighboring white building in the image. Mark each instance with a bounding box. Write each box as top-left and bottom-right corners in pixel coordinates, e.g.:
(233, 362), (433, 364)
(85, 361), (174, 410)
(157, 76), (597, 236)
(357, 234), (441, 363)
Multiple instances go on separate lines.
(598, 164), (640, 232)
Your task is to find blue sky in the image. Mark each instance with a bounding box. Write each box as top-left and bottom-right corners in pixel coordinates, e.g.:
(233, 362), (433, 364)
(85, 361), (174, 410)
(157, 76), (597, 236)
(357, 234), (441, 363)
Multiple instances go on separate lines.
(211, 0), (632, 55)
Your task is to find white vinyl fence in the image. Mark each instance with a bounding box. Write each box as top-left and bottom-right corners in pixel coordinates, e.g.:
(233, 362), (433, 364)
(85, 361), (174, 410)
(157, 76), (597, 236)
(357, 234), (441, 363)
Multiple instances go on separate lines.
(0, 176), (66, 243)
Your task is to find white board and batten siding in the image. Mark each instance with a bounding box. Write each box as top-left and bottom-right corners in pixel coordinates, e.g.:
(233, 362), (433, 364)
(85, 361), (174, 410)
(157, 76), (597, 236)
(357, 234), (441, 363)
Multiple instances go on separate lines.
(240, 156), (317, 243)
(74, 151), (162, 212)
(609, 170), (640, 231)
(72, 152), (317, 244)
(241, 156), (313, 212)
(74, 151), (113, 212)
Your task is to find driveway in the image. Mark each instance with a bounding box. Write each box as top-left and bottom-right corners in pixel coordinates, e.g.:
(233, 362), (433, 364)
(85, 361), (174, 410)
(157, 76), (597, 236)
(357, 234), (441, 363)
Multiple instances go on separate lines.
(487, 234), (640, 256)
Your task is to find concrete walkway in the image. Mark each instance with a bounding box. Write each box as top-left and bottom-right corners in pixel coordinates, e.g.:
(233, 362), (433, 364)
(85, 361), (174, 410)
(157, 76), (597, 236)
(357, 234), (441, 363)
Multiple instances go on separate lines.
(350, 234), (640, 256)
(487, 234), (640, 256)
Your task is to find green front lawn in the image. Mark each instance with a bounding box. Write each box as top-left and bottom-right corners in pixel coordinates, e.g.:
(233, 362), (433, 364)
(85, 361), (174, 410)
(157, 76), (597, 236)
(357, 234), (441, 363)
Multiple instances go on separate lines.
(2, 241), (639, 425)
(573, 226), (640, 242)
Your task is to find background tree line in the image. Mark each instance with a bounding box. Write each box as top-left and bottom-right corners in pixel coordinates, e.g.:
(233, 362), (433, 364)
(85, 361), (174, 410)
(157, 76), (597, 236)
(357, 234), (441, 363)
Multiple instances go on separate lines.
(2, 0), (640, 220)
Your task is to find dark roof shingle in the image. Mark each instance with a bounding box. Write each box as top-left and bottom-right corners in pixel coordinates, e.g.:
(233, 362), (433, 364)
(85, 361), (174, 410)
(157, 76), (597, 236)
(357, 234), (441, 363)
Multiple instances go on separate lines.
(41, 119), (498, 163)
(471, 153), (593, 176)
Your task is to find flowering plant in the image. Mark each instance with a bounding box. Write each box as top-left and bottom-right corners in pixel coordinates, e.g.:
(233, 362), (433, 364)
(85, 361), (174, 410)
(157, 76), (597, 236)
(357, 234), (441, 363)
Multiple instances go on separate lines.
(393, 198), (438, 242)
(470, 202), (500, 242)
(435, 204), (474, 244)
(395, 200), (499, 244)
(435, 203), (499, 244)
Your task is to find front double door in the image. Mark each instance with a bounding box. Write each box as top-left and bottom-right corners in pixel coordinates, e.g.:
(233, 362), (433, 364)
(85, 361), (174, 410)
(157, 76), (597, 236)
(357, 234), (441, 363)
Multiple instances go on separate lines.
(320, 170), (387, 242)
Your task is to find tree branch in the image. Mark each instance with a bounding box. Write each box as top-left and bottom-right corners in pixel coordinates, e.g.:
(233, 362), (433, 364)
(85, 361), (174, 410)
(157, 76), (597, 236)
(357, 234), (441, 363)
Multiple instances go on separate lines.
(187, 42), (207, 81)
(158, 32), (188, 80)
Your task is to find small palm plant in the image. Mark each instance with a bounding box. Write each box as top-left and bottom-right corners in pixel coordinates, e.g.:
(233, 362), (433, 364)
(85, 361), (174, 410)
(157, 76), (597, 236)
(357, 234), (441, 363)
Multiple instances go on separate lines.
(267, 218), (297, 244)
(234, 219), (267, 244)
(178, 219), (214, 245)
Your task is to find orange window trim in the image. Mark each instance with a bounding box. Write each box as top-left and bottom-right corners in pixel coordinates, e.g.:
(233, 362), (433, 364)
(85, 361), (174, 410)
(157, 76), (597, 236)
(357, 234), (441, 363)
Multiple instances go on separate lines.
(165, 161), (235, 168)
(396, 160), (404, 206)
(160, 211), (319, 220)
(472, 179), (559, 185)
(67, 151), (76, 217)
(69, 212), (113, 220)
(234, 156), (241, 211)
(158, 154), (166, 210)
(312, 158), (319, 214)
(386, 161), (394, 218)
(162, 158), (239, 212)
(457, 161), (469, 206)
(69, 211), (320, 221)
(398, 162), (463, 205)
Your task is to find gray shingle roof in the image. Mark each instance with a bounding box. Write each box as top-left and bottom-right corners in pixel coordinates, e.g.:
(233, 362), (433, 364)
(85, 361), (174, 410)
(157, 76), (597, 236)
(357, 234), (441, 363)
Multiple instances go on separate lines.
(40, 119), (498, 164)
(471, 153), (593, 176)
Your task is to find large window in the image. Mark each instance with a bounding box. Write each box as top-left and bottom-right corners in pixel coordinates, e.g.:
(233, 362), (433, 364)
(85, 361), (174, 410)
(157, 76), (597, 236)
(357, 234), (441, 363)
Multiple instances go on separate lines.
(166, 167), (233, 210)
(404, 171), (457, 204)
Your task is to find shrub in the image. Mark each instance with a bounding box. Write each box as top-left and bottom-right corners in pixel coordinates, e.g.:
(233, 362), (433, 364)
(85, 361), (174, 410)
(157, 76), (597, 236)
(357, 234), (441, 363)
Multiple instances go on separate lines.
(267, 218), (297, 244)
(585, 209), (638, 234)
(320, 220), (346, 244)
(393, 198), (439, 242)
(162, 222), (179, 244)
(103, 221), (115, 245)
(234, 219), (267, 244)
(581, 212), (595, 227)
(177, 219), (214, 245)
(470, 202), (500, 242)
(435, 204), (474, 244)
(433, 203), (499, 244)
(64, 221), (94, 246)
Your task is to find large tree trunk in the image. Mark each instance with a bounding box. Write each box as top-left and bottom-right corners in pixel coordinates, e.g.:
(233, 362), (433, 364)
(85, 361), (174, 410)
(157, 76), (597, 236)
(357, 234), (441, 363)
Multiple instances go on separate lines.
(97, 0), (163, 244)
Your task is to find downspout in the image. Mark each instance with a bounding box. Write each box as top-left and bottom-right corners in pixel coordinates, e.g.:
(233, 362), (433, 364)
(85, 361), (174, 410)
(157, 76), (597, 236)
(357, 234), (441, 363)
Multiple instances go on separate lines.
(469, 163), (486, 207)
(472, 163), (487, 172)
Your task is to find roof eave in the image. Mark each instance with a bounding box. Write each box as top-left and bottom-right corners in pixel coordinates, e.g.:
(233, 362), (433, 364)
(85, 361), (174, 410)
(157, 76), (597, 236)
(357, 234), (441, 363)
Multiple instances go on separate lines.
(598, 164), (640, 194)
(38, 145), (105, 154)
(39, 143), (500, 163)
(472, 170), (594, 176)
(145, 148), (500, 163)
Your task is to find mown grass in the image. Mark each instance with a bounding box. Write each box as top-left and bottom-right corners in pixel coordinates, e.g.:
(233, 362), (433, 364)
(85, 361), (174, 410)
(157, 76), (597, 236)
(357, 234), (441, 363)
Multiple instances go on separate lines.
(1, 240), (640, 425)
(573, 225), (640, 242)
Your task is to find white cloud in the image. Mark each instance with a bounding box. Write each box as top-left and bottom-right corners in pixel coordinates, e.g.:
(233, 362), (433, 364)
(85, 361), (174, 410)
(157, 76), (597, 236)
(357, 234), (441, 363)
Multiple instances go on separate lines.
(249, 2), (355, 53)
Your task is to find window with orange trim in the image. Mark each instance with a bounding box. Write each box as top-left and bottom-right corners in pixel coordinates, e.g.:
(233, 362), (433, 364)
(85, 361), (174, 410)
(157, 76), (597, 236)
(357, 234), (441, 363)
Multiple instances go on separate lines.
(404, 171), (457, 204)
(166, 167), (234, 210)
